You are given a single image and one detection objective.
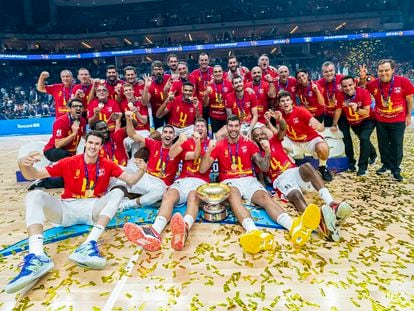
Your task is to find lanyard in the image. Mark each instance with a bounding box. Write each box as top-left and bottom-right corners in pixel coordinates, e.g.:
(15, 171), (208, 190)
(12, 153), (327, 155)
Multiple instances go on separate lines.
(236, 94), (245, 115)
(63, 85), (73, 104)
(253, 80), (262, 100)
(378, 75), (394, 106)
(344, 92), (357, 106)
(278, 80), (288, 90)
(227, 140), (239, 166)
(326, 78), (336, 100)
(213, 81), (224, 102)
(159, 146), (170, 174)
(83, 157), (99, 190)
(199, 68), (212, 85)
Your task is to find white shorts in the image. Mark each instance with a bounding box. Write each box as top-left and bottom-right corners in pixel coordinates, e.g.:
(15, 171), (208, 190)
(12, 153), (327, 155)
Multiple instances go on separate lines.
(59, 198), (97, 227)
(289, 136), (325, 158)
(273, 167), (315, 197)
(222, 176), (266, 202)
(169, 177), (206, 205)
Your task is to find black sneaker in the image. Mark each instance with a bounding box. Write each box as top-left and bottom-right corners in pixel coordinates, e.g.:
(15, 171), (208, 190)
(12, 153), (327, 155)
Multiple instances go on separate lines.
(348, 163), (357, 172)
(376, 166), (388, 175)
(318, 166), (333, 182)
(27, 179), (46, 191)
(356, 169), (367, 177)
(368, 156), (377, 165)
(392, 172), (403, 182)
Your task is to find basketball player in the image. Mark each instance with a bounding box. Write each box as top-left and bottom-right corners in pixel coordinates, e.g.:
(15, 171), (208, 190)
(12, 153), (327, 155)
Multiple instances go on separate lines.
(5, 131), (146, 294)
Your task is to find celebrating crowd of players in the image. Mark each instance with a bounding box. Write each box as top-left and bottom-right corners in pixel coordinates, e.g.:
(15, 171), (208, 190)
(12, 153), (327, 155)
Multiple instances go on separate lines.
(5, 53), (413, 294)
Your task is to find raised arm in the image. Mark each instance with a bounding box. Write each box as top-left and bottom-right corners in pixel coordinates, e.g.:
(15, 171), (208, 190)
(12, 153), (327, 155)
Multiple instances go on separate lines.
(36, 71), (49, 93)
(251, 139), (270, 172)
(18, 152), (51, 180)
(199, 139), (216, 174)
(125, 110), (145, 143)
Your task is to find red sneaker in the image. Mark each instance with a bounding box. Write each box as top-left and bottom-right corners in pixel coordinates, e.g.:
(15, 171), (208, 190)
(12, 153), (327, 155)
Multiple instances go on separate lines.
(123, 223), (161, 251)
(170, 213), (188, 251)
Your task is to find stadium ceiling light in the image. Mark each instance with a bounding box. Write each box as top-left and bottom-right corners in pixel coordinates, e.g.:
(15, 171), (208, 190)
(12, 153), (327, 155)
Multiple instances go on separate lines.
(335, 22), (347, 31)
(81, 42), (92, 49)
(124, 38), (132, 45)
(290, 26), (298, 34)
(145, 36), (153, 44)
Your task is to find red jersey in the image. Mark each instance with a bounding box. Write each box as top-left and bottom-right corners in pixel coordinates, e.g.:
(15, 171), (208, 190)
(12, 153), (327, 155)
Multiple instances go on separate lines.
(225, 91), (258, 123)
(120, 99), (150, 131)
(45, 83), (74, 117)
(88, 98), (121, 131)
(336, 87), (372, 126)
(145, 138), (180, 186)
(178, 137), (211, 182)
(296, 83), (325, 117)
(98, 128), (128, 166)
(283, 106), (320, 142)
(72, 83), (93, 109)
(317, 74), (344, 117)
(262, 135), (296, 182)
(148, 75), (171, 115)
(210, 138), (259, 181)
(275, 77), (297, 100)
(104, 80), (125, 100)
(245, 80), (270, 124)
(207, 80), (233, 121)
(170, 75), (197, 96)
(166, 96), (202, 128)
(191, 67), (213, 99)
(46, 154), (124, 199)
(119, 81), (145, 102)
(44, 114), (87, 154)
(367, 75), (414, 123)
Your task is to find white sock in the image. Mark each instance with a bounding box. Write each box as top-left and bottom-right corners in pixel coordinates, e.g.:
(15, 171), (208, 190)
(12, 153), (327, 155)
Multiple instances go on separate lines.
(152, 216), (167, 234)
(85, 224), (105, 243)
(29, 234), (45, 256)
(318, 187), (334, 205)
(277, 213), (293, 230)
(184, 215), (195, 230)
(241, 218), (257, 232)
(320, 160), (327, 166)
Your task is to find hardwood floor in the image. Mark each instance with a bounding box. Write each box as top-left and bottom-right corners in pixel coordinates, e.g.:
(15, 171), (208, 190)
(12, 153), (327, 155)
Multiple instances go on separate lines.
(0, 132), (413, 310)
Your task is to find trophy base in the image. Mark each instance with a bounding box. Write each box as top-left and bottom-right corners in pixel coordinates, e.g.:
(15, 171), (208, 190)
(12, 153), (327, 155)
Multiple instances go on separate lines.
(200, 201), (229, 222)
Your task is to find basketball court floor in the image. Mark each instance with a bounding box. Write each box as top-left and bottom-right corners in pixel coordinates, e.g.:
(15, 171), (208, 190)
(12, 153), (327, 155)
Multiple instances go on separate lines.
(0, 131), (413, 310)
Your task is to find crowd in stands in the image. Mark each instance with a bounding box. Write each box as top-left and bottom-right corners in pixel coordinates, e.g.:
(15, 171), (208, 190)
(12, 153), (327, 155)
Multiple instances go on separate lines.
(0, 0), (401, 35)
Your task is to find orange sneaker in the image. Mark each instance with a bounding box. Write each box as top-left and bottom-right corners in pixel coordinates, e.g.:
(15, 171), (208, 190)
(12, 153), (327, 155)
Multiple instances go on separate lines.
(123, 223), (161, 251)
(170, 213), (188, 251)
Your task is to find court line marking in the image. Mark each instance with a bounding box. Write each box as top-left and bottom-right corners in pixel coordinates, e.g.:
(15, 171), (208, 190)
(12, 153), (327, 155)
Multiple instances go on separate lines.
(102, 245), (143, 310)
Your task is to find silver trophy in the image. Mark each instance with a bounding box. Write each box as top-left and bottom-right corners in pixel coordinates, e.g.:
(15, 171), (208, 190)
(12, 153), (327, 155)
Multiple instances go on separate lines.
(196, 183), (231, 222)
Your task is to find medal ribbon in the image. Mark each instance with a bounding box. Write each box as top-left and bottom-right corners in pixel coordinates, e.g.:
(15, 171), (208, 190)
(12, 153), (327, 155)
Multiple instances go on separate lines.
(378, 75), (394, 106)
(159, 146), (170, 175)
(227, 140), (239, 169)
(236, 94), (245, 117)
(213, 80), (224, 103)
(83, 157), (99, 193)
(326, 77), (336, 101)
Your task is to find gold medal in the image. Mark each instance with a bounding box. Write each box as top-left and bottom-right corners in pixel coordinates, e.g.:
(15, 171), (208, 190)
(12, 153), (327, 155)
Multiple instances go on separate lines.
(382, 99), (389, 108)
(231, 163), (238, 170)
(85, 189), (94, 198)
